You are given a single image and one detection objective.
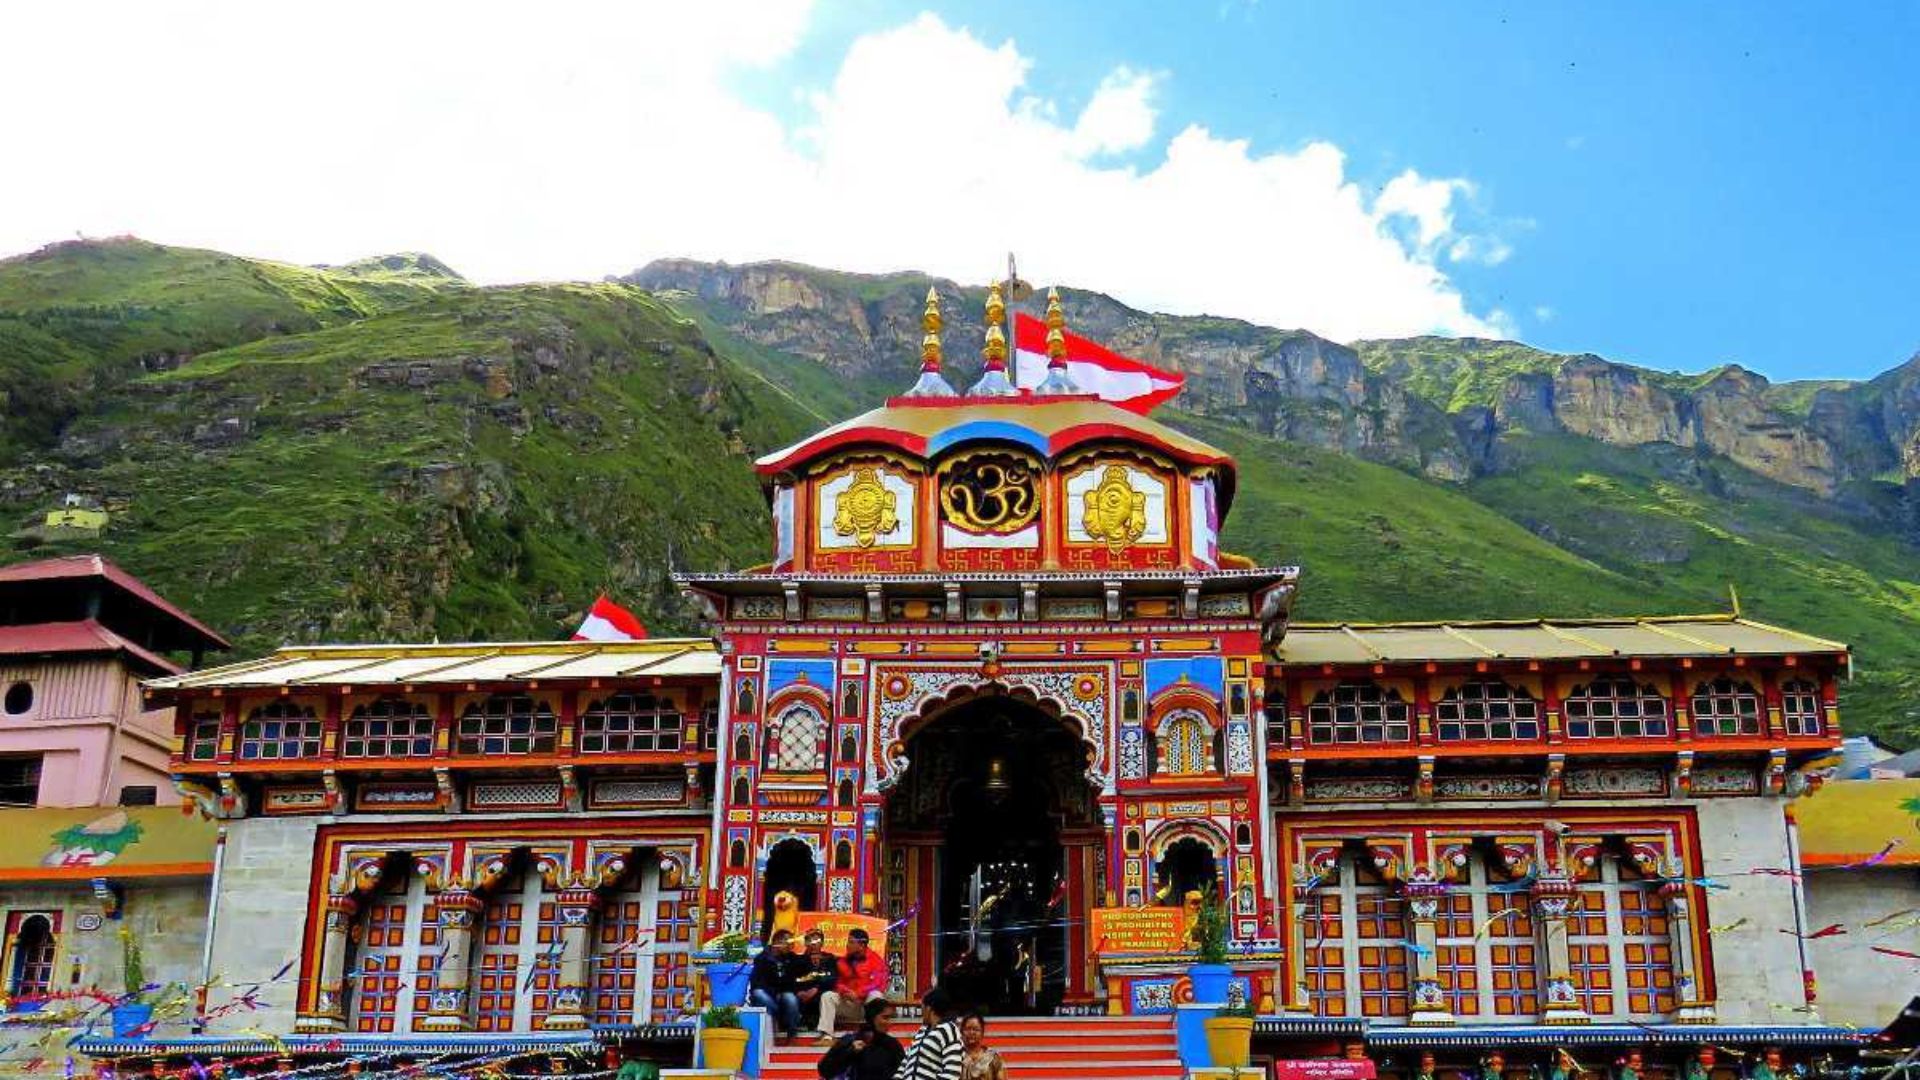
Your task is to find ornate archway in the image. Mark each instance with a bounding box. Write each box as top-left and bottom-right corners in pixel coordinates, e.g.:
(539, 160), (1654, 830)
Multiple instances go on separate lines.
(868, 663), (1114, 795)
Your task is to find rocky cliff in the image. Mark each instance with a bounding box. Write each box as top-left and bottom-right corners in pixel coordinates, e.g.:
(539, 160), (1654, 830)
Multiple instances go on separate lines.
(631, 260), (1918, 503)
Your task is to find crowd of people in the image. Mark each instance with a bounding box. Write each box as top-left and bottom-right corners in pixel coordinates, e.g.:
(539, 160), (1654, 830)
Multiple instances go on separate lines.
(745, 928), (1008, 1080)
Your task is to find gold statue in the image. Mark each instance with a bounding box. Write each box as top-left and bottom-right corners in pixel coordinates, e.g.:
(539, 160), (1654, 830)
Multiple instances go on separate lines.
(833, 467), (900, 548)
(1081, 465), (1147, 553)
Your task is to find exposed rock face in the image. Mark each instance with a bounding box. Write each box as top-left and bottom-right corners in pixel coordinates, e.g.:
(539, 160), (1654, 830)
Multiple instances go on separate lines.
(629, 259), (1917, 502)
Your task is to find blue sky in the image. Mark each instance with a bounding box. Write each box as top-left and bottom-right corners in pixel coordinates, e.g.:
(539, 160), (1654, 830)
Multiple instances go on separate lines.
(4, 2), (1914, 382)
(749, 2), (1920, 381)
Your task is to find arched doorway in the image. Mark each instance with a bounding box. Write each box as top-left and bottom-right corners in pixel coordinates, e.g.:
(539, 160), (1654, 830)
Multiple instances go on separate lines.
(883, 694), (1098, 1014)
(762, 838), (818, 937)
(1154, 835), (1219, 905)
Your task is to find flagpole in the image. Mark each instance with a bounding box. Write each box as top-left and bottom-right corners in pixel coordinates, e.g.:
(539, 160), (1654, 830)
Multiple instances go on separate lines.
(1006, 251), (1018, 391)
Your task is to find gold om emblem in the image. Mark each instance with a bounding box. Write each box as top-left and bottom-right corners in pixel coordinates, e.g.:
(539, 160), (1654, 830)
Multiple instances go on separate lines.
(1081, 465), (1147, 553)
(940, 454), (1038, 534)
(833, 467), (900, 548)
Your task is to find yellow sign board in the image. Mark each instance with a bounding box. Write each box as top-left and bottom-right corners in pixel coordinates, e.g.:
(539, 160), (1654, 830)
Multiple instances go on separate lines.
(792, 912), (890, 959)
(1090, 905), (1189, 954)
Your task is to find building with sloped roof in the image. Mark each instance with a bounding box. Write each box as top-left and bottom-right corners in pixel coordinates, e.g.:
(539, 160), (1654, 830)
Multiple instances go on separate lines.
(107, 291), (1879, 1077)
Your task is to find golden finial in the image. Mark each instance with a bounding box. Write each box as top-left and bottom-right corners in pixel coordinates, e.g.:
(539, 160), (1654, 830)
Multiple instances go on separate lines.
(921, 286), (943, 370)
(968, 280), (1017, 395)
(1045, 287), (1067, 364)
(906, 285), (956, 396)
(982, 282), (1008, 367)
(1035, 285), (1080, 394)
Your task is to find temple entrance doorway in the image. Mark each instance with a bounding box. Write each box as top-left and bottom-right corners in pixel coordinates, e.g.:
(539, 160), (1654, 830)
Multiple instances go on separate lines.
(882, 695), (1100, 1014)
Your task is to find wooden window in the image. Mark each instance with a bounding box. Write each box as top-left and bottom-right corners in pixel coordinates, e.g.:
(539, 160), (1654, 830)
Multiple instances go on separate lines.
(0, 758), (39, 806)
(1156, 710), (1217, 775)
(457, 696), (557, 756)
(1568, 855), (1675, 1018)
(766, 703), (826, 773)
(7, 913), (56, 1000)
(1433, 852), (1538, 1021)
(239, 701), (321, 760)
(1562, 677), (1669, 739)
(581, 693), (683, 754)
(1307, 683), (1411, 745)
(187, 711), (222, 762)
(1302, 850), (1409, 1020)
(343, 698), (434, 758)
(1690, 677), (1762, 736)
(1780, 679), (1824, 736)
(1435, 681), (1541, 742)
(700, 701), (719, 752)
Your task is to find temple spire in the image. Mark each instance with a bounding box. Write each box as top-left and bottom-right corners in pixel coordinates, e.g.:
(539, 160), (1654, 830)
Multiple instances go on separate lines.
(906, 285), (957, 397)
(968, 281), (1019, 396)
(1034, 286), (1080, 395)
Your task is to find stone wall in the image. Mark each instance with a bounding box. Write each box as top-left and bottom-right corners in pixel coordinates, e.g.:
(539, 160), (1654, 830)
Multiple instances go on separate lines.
(202, 816), (319, 1035)
(1805, 868), (1920, 1029)
(1692, 797), (1809, 1024)
(0, 878), (207, 1065)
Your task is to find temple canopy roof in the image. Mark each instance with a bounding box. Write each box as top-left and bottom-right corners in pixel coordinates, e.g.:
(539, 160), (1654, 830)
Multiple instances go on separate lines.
(754, 397), (1236, 514)
(1273, 614), (1849, 667)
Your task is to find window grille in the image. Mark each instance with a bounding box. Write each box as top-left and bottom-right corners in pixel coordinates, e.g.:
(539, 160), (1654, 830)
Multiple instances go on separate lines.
(581, 693), (683, 754)
(457, 696), (558, 756)
(1780, 679), (1824, 736)
(1307, 683), (1411, 745)
(344, 698), (435, 758)
(1690, 677), (1762, 736)
(1562, 677), (1669, 739)
(1435, 681), (1541, 741)
(239, 702), (321, 760)
(766, 703), (826, 773)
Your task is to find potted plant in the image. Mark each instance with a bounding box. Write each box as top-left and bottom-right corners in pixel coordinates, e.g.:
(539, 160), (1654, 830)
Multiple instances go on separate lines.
(110, 929), (154, 1039)
(1186, 885), (1233, 1006)
(1203, 1000), (1257, 1070)
(699, 1004), (751, 1073)
(699, 932), (753, 1008)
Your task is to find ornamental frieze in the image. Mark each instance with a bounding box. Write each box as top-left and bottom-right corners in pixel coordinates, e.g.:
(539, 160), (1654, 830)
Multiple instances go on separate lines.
(869, 663), (1112, 793)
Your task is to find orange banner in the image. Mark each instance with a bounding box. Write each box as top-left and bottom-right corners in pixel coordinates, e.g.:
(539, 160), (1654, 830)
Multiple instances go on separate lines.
(1090, 905), (1189, 954)
(792, 912), (890, 958)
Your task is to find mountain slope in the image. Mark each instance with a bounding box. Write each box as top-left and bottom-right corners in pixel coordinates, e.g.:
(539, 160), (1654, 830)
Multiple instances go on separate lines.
(632, 258), (1920, 747)
(0, 240), (1913, 745)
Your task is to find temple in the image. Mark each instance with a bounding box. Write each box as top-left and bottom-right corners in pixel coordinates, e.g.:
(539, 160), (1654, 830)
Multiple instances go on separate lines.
(122, 288), (1864, 1076)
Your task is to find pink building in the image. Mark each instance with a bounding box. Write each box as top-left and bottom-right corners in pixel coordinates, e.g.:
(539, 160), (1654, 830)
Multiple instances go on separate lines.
(0, 555), (227, 807)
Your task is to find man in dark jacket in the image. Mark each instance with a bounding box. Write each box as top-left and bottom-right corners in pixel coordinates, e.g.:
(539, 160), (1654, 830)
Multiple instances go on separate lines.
(795, 928), (840, 1036)
(749, 929), (805, 1041)
(815, 998), (904, 1080)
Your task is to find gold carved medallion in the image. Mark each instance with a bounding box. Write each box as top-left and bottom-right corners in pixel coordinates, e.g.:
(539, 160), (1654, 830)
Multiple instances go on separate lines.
(833, 467), (900, 548)
(1081, 465), (1148, 553)
(939, 453), (1038, 534)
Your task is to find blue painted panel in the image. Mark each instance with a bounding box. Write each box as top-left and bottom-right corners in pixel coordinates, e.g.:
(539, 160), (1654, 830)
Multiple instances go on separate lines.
(1146, 656), (1226, 699)
(767, 659), (835, 694)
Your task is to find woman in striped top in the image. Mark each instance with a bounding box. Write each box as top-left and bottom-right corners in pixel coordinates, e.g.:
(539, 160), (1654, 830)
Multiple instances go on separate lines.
(897, 987), (966, 1080)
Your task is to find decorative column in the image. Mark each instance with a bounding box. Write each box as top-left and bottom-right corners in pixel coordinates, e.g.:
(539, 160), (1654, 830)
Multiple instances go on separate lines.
(1659, 877), (1716, 1022)
(541, 888), (600, 1030)
(1281, 869), (1314, 1013)
(1404, 871), (1454, 1025)
(1530, 873), (1588, 1024)
(300, 892), (358, 1032)
(418, 888), (483, 1031)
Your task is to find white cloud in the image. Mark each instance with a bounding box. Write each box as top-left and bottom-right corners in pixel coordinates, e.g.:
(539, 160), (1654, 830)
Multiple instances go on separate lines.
(1533, 305), (1556, 323)
(0, 4), (1510, 342)
(1071, 68), (1159, 157)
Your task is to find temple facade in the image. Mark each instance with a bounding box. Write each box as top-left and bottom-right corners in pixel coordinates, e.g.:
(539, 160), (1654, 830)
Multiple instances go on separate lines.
(123, 290), (1868, 1074)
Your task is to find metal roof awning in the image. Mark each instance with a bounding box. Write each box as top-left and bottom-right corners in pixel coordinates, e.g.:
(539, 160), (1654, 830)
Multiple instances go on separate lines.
(1274, 615), (1848, 667)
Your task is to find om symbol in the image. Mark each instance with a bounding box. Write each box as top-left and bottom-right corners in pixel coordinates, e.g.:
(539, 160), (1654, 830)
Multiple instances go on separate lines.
(940, 454), (1038, 534)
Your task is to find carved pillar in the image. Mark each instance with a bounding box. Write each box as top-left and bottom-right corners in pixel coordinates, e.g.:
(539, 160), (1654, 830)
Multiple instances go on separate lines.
(1660, 878), (1716, 1023)
(541, 888), (600, 1030)
(1281, 871), (1314, 1013)
(1404, 873), (1454, 1025)
(418, 888), (483, 1031)
(1531, 874), (1587, 1024)
(302, 892), (358, 1032)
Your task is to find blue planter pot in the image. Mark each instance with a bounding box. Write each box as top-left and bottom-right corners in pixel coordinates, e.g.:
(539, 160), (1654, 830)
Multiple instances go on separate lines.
(110, 1002), (153, 1039)
(1188, 963), (1233, 1006)
(705, 961), (751, 1007)
(10, 999), (45, 1015)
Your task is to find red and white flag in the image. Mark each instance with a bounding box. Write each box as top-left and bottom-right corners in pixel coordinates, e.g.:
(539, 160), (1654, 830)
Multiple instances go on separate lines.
(572, 594), (648, 641)
(1012, 312), (1185, 413)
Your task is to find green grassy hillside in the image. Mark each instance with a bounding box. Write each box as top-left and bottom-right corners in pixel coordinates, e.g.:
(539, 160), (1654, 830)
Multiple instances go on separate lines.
(1, 239), (1913, 746)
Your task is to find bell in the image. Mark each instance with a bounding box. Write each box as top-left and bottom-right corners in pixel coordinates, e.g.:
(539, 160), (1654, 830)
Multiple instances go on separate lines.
(983, 755), (1012, 800)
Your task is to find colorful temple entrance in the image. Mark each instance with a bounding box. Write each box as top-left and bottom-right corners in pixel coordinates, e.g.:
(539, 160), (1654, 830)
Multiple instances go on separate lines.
(882, 693), (1096, 1011)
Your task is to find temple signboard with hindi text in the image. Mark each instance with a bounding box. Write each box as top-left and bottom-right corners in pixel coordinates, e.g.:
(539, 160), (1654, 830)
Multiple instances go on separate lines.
(1090, 905), (1189, 954)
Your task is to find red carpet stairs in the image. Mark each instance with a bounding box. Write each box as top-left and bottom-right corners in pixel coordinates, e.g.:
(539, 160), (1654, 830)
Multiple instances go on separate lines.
(760, 1014), (1186, 1080)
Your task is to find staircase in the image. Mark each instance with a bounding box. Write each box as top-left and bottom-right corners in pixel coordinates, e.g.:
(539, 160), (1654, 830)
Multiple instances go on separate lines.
(760, 1014), (1185, 1079)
